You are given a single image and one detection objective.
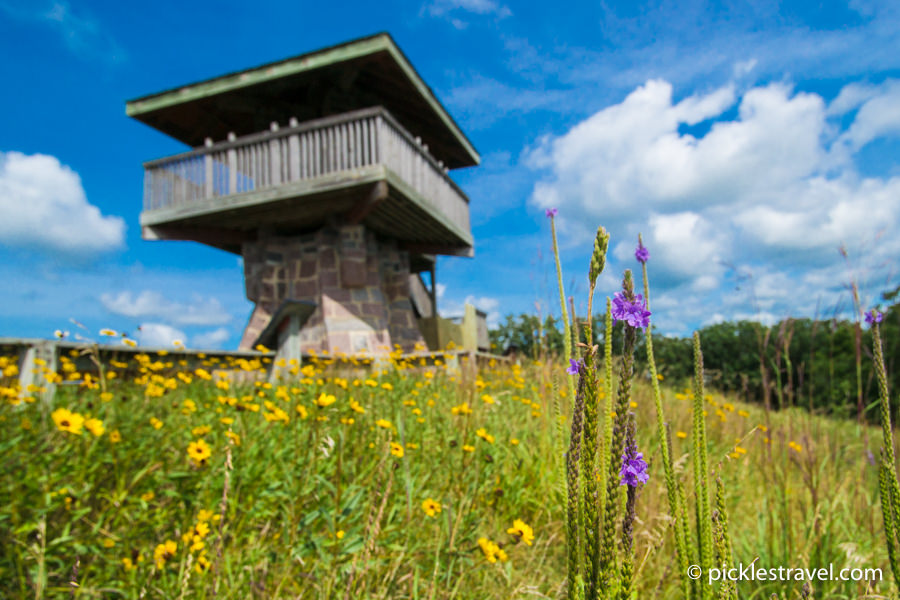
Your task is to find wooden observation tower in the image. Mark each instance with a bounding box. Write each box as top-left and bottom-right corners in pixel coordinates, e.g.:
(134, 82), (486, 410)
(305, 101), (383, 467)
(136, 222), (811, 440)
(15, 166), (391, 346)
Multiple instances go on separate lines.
(127, 34), (479, 355)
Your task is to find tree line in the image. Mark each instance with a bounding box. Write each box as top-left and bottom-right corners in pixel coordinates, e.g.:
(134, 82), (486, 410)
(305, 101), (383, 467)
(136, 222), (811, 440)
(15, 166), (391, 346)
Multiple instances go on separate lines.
(489, 289), (900, 422)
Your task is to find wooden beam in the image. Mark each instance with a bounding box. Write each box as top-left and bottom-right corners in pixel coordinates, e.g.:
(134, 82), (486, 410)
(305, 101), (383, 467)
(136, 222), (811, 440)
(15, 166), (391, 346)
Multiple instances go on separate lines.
(142, 225), (253, 247)
(344, 180), (388, 225)
(401, 242), (473, 258)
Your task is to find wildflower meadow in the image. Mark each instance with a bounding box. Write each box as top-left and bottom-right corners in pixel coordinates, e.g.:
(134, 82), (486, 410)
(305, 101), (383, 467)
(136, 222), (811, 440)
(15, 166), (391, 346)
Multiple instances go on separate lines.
(1, 218), (897, 599)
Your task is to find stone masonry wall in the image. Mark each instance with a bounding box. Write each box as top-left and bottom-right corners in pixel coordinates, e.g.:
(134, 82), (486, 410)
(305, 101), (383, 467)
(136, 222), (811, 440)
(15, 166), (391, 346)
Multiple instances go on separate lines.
(238, 225), (425, 355)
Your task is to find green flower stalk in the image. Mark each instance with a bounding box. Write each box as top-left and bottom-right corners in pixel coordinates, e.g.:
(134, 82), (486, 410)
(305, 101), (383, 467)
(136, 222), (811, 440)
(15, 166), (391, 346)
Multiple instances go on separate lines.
(878, 449), (900, 586)
(692, 332), (713, 599)
(600, 271), (641, 595)
(712, 476), (736, 600)
(548, 208), (574, 397)
(871, 313), (900, 589)
(599, 299), (615, 518)
(637, 234), (691, 599)
(587, 226), (611, 342)
(618, 413), (645, 600)
(581, 348), (603, 600)
(567, 374), (587, 599)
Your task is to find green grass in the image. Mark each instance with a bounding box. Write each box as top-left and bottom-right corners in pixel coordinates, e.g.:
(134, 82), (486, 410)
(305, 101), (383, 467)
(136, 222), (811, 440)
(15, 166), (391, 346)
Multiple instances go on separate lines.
(0, 350), (892, 599)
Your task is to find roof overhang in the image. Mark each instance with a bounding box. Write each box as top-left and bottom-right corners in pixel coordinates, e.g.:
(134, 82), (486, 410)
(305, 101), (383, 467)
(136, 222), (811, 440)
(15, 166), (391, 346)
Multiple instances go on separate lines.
(126, 33), (479, 169)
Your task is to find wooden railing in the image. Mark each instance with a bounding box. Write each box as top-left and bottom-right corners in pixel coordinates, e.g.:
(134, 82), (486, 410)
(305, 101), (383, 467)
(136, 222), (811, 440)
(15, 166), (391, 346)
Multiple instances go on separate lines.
(142, 107), (470, 237)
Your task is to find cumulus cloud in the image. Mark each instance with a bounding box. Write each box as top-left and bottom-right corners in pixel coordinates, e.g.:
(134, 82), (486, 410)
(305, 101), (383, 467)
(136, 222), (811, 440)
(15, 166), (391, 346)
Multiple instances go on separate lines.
(0, 151), (125, 256)
(193, 328), (231, 349)
(527, 77), (900, 332)
(137, 323), (186, 348)
(100, 290), (232, 326)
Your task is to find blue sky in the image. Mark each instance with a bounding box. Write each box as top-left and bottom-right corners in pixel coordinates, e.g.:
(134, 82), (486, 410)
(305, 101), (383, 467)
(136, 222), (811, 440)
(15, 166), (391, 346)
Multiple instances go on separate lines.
(1, 0), (899, 348)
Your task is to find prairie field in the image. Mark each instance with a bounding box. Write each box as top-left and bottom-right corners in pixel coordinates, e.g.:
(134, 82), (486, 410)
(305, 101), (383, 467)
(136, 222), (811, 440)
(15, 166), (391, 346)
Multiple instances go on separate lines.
(0, 342), (892, 599)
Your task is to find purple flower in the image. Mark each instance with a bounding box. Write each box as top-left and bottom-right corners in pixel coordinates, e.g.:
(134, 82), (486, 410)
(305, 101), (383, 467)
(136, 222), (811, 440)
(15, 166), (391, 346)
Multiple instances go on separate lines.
(566, 358), (582, 375)
(620, 449), (649, 487)
(545, 207), (558, 218)
(865, 309), (883, 325)
(611, 292), (651, 329)
(635, 242), (650, 264)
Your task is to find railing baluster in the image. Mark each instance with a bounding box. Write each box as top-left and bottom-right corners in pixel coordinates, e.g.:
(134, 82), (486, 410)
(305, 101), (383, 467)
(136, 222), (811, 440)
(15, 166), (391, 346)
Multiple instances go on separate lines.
(141, 108), (469, 243)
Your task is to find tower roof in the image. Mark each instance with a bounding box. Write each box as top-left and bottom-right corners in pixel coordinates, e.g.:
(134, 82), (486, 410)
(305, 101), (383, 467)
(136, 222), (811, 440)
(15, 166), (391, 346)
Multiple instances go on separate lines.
(126, 33), (479, 169)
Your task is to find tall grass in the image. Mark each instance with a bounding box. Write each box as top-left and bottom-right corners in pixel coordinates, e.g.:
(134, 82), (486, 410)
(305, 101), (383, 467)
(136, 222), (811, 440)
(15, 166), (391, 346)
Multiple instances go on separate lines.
(0, 216), (895, 598)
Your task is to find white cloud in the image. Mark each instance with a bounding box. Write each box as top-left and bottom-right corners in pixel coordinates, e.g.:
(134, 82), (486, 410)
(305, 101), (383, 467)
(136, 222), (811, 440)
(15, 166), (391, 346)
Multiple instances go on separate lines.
(424, 0), (511, 18)
(137, 323), (186, 348)
(836, 79), (900, 151)
(526, 77), (900, 332)
(193, 328), (231, 349)
(0, 151), (125, 256)
(100, 290), (233, 326)
(0, 1), (125, 63)
(438, 293), (502, 327)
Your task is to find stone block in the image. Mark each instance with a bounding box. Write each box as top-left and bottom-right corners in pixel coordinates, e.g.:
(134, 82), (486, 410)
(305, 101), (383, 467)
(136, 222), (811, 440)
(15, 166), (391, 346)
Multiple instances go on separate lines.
(341, 260), (367, 288)
(320, 269), (338, 288)
(300, 260), (316, 278)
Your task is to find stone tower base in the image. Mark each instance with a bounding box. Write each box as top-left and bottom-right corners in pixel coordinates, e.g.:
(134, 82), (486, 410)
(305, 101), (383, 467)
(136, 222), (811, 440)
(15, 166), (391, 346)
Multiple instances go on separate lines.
(238, 225), (425, 355)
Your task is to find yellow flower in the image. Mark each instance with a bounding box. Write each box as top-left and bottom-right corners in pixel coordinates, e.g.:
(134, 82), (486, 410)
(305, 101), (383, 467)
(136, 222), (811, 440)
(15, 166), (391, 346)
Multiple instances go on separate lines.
(220, 417), (235, 425)
(187, 439), (212, 466)
(192, 519), (209, 538)
(192, 425), (211, 436)
(375, 418), (393, 429)
(141, 491), (155, 502)
(315, 393), (336, 408)
(507, 519), (535, 546)
(475, 427), (495, 444)
(122, 338), (137, 347)
(422, 498), (441, 517)
(100, 328), (118, 337)
(225, 431), (241, 446)
(788, 441), (803, 453)
(335, 530), (345, 540)
(758, 424), (768, 432)
(100, 391), (114, 401)
(676, 431), (687, 439)
(102, 538), (116, 548)
(381, 383), (393, 391)
(477, 537), (508, 563)
(195, 510), (212, 523)
(84, 417), (105, 437)
(390, 442), (404, 458)
(510, 438), (519, 446)
(149, 417), (163, 430)
(462, 444), (475, 453)
(481, 394), (494, 404)
(52, 408), (84, 435)
(349, 399), (365, 414)
(194, 553), (211, 573)
(738, 410), (750, 418)
(153, 540), (177, 569)
(451, 402), (472, 416)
